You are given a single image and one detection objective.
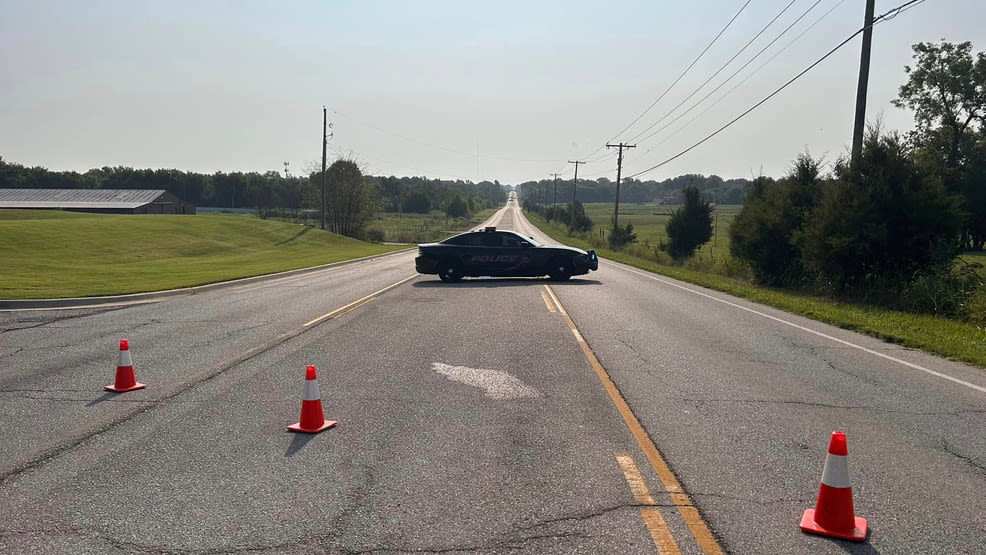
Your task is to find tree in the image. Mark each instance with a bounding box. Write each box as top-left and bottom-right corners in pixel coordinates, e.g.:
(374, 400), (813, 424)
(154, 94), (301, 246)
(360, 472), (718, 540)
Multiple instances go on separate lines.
(729, 154), (822, 283)
(403, 191), (431, 213)
(663, 185), (712, 259)
(796, 129), (962, 291)
(894, 41), (986, 249)
(894, 41), (986, 169)
(379, 176), (406, 213)
(445, 194), (469, 218)
(325, 159), (376, 237)
(566, 200), (593, 233)
(608, 222), (637, 249)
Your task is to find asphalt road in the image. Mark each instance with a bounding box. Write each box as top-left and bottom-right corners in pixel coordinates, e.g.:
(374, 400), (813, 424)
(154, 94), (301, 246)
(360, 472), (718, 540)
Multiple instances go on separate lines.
(1, 201), (983, 554)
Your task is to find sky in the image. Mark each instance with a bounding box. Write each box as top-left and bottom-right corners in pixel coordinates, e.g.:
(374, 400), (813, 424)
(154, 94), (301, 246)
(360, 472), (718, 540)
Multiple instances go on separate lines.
(2, 0), (985, 186)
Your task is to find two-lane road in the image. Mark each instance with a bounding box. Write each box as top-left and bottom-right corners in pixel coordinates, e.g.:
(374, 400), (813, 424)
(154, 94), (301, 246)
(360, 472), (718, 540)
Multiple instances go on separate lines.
(1, 201), (983, 553)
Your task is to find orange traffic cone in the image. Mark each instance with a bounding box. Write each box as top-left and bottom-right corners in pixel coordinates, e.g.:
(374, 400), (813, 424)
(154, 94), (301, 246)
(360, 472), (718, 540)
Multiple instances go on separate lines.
(104, 339), (146, 392)
(800, 431), (867, 541)
(287, 365), (337, 433)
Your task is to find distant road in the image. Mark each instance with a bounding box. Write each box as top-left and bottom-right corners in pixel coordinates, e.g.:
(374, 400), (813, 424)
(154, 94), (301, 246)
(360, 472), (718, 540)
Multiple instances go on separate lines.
(0, 201), (983, 553)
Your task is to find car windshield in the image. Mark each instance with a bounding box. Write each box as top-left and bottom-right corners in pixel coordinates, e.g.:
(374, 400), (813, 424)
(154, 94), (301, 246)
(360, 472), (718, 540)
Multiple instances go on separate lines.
(515, 233), (541, 247)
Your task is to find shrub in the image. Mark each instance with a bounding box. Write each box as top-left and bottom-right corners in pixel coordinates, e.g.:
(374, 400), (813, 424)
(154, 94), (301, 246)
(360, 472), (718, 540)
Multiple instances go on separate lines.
(797, 130), (962, 291)
(608, 222), (637, 249)
(729, 154), (822, 284)
(664, 185), (712, 259)
(566, 201), (594, 234)
(363, 228), (386, 243)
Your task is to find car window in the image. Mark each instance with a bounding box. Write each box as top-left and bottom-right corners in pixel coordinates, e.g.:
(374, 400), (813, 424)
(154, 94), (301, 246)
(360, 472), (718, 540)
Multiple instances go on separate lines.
(444, 233), (483, 246)
(481, 233), (502, 247)
(501, 234), (522, 248)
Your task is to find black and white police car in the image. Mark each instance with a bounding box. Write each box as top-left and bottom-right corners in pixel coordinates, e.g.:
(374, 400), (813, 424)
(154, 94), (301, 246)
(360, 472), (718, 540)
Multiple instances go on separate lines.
(415, 227), (598, 282)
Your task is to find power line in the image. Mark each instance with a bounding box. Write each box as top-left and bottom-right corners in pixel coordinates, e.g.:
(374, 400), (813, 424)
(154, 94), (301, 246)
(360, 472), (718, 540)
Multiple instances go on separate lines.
(633, 0), (825, 148)
(642, 0), (848, 156)
(550, 173), (560, 211)
(606, 143), (635, 229)
(625, 0), (802, 145)
(582, 0), (752, 162)
(568, 160), (586, 227)
(626, 0), (928, 180)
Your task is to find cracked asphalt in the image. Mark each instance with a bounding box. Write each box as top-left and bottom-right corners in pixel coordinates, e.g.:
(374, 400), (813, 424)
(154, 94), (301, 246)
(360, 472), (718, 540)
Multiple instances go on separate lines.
(1, 203), (984, 553)
(550, 259), (986, 555)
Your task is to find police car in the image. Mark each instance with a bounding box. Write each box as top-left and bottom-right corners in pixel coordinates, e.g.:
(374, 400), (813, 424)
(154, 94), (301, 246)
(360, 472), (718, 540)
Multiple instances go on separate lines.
(415, 227), (598, 282)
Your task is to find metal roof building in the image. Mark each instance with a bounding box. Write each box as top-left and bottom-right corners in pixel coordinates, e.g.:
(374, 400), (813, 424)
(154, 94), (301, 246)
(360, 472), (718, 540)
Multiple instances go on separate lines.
(0, 189), (194, 214)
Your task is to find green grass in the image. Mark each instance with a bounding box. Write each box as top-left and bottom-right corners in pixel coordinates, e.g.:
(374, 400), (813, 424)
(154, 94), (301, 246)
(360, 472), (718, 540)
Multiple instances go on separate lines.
(367, 209), (497, 243)
(0, 210), (408, 299)
(959, 251), (986, 277)
(583, 202), (740, 262)
(528, 211), (986, 369)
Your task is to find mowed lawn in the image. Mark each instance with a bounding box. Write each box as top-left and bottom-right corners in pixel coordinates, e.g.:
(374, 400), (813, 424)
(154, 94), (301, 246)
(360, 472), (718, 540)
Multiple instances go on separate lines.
(1, 210), (408, 299)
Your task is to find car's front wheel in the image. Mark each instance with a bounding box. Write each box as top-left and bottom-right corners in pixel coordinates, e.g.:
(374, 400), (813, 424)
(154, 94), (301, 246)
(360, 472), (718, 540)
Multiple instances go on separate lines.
(438, 261), (463, 283)
(548, 258), (572, 281)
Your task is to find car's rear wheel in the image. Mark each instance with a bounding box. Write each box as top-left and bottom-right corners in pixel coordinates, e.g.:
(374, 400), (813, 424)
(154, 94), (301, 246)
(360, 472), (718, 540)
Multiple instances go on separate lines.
(438, 261), (463, 283)
(548, 258), (572, 281)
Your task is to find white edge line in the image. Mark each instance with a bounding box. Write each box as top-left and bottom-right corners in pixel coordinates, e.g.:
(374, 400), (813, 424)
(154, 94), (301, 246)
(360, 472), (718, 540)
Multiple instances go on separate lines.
(610, 262), (986, 395)
(303, 274), (418, 327)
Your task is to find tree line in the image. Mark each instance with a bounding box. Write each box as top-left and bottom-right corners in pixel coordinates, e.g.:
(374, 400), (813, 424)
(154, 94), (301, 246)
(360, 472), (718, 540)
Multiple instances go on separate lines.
(0, 157), (506, 235)
(517, 174), (749, 207)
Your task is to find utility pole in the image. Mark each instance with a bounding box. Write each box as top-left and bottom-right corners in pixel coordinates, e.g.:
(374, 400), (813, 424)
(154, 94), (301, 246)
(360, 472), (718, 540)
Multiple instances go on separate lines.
(568, 160), (586, 228)
(606, 143), (635, 229)
(321, 106), (327, 230)
(851, 0), (876, 166)
(550, 173), (560, 214)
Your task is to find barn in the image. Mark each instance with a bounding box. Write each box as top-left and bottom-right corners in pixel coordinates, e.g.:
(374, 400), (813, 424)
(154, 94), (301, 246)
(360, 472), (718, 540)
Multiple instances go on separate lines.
(0, 189), (195, 214)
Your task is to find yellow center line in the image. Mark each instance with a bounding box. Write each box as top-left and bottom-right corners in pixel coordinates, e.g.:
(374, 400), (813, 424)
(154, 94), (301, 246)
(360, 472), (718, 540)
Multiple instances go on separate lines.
(303, 274), (418, 327)
(615, 452), (680, 555)
(540, 292), (556, 313)
(614, 452), (657, 505)
(547, 285), (724, 555)
(543, 284), (567, 315)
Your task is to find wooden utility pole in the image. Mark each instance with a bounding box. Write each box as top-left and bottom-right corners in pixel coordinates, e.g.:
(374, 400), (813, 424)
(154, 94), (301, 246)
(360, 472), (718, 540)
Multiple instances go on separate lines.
(321, 106), (327, 230)
(550, 173), (560, 213)
(851, 0), (876, 166)
(606, 143), (635, 229)
(568, 160), (586, 227)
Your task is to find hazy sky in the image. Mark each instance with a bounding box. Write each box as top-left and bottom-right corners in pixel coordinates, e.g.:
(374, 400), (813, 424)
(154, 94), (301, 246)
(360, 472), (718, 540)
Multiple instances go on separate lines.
(3, 1), (984, 185)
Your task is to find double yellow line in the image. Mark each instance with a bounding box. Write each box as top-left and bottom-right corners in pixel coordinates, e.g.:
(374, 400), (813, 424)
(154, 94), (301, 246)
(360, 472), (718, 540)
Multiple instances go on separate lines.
(303, 274), (418, 327)
(544, 284), (723, 555)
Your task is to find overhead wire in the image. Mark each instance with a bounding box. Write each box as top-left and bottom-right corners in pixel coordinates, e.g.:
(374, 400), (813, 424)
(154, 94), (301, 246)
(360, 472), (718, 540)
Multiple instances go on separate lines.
(634, 0), (824, 149)
(580, 0), (752, 162)
(644, 0), (847, 155)
(624, 0), (802, 145)
(625, 0), (930, 179)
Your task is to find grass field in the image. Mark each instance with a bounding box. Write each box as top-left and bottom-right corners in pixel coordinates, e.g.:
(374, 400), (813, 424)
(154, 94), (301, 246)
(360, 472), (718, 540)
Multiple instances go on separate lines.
(582, 202), (741, 262)
(0, 210), (408, 299)
(528, 210), (986, 369)
(367, 209), (497, 244)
